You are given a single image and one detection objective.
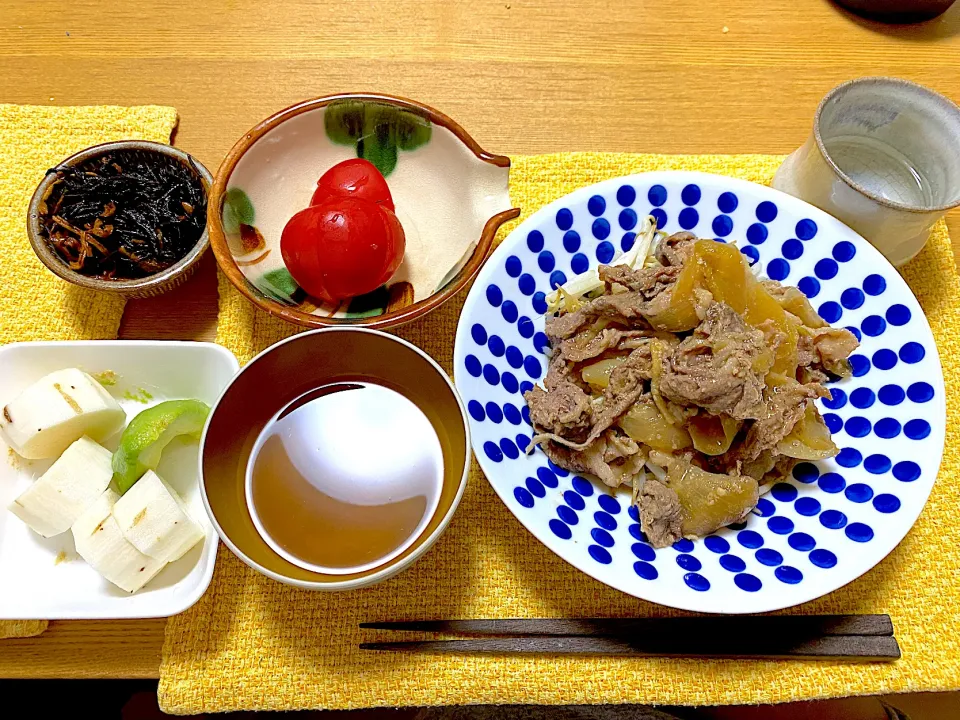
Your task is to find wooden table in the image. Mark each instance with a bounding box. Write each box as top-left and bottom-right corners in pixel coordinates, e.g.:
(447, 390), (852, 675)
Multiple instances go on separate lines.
(1, 0), (959, 687)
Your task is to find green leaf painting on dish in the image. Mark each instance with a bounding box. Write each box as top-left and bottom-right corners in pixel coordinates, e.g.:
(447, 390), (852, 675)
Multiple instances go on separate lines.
(222, 187), (255, 235)
(254, 268), (302, 306)
(324, 101), (431, 177)
(343, 285), (390, 318)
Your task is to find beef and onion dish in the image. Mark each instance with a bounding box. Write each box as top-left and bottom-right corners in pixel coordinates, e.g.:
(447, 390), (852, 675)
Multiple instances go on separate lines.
(524, 219), (859, 548)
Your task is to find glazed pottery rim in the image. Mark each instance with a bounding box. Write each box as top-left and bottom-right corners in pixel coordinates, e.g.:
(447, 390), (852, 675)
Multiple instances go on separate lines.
(198, 326), (472, 591)
(26, 140), (213, 293)
(207, 91), (521, 330)
(813, 76), (960, 215)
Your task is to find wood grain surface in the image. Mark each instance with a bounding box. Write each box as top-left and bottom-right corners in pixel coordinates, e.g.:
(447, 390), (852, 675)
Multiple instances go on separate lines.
(1, 0), (959, 682)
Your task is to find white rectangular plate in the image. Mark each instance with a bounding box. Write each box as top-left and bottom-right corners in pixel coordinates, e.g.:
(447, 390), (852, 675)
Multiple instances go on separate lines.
(0, 341), (239, 620)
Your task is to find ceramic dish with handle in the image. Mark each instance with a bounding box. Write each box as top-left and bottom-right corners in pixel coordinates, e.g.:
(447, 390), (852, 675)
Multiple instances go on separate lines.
(454, 170), (945, 614)
(200, 328), (470, 589)
(208, 93), (520, 328)
(26, 141), (213, 299)
(0, 341), (237, 619)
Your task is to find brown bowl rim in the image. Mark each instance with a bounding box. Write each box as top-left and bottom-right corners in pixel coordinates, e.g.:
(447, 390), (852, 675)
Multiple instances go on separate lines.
(198, 326), (472, 590)
(207, 92), (521, 329)
(26, 140), (213, 295)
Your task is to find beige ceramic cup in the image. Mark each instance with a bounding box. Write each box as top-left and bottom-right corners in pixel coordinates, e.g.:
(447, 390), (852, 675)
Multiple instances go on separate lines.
(774, 78), (960, 266)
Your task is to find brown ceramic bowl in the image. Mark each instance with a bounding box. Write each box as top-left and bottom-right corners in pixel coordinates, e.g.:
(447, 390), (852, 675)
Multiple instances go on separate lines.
(207, 92), (519, 329)
(200, 328), (470, 589)
(26, 140), (212, 299)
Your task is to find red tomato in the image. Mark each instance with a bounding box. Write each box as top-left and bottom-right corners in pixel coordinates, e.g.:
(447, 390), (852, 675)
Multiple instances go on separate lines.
(310, 158), (395, 211)
(280, 198), (405, 303)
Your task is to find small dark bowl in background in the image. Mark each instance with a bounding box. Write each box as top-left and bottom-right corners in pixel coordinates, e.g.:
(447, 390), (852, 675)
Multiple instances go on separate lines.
(26, 140), (213, 299)
(834, 0), (956, 22)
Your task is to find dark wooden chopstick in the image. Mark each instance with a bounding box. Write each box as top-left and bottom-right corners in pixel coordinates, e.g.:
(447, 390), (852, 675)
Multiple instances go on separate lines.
(359, 614), (899, 662)
(360, 614), (893, 638)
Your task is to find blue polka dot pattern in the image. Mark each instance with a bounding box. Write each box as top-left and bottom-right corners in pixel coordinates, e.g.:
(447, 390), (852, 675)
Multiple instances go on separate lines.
(679, 207), (699, 230)
(756, 201), (778, 222)
(587, 195), (606, 217)
(878, 385), (904, 406)
(549, 519), (572, 540)
(845, 483), (874, 503)
(908, 382), (935, 403)
(720, 554), (746, 572)
(815, 258), (839, 280)
(893, 461), (921, 482)
(810, 549), (838, 568)
(735, 574), (762, 592)
(596, 241), (615, 264)
(746, 223), (768, 244)
(861, 315), (886, 337)
(782, 239), (803, 260)
(712, 215), (733, 237)
(684, 574), (710, 592)
(619, 208), (638, 230)
(899, 342), (925, 364)
(796, 218), (818, 240)
(457, 174), (942, 615)
(798, 276), (820, 298)
(705, 536), (730, 554)
(846, 523), (874, 543)
(832, 241), (856, 262)
(681, 184), (701, 205)
(836, 447), (862, 467)
(795, 497), (821, 516)
(864, 274), (886, 295)
(592, 218), (611, 240)
(767, 259), (790, 281)
(718, 192), (738, 213)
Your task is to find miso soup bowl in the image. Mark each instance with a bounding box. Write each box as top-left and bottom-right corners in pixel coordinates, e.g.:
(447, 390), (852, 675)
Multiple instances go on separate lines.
(199, 328), (470, 590)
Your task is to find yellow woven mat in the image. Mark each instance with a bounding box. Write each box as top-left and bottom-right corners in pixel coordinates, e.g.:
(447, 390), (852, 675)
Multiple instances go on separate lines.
(159, 153), (960, 713)
(0, 104), (178, 639)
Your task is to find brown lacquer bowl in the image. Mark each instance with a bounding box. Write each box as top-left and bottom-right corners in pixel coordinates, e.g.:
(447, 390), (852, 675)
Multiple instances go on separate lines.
(208, 93), (519, 329)
(200, 328), (470, 589)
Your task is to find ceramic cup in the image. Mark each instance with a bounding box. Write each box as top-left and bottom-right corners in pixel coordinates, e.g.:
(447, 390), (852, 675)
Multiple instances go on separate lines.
(773, 78), (960, 266)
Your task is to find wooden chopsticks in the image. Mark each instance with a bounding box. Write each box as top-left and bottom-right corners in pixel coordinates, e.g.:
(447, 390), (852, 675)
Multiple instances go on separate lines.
(359, 614), (900, 661)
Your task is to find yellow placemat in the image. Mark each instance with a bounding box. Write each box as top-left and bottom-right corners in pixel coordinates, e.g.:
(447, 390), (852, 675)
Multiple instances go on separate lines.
(159, 152), (960, 713)
(0, 104), (179, 639)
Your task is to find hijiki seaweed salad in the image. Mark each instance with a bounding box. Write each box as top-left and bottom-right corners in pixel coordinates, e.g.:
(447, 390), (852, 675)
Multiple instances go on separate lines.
(38, 151), (207, 279)
(524, 218), (859, 548)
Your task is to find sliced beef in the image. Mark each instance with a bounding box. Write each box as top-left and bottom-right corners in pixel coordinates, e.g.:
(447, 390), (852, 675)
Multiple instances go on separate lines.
(598, 264), (682, 299)
(813, 327), (859, 376)
(540, 430), (646, 488)
(657, 302), (768, 419)
(559, 327), (652, 363)
(639, 479), (683, 548)
(656, 231), (697, 267)
(524, 383), (592, 441)
(736, 381), (830, 462)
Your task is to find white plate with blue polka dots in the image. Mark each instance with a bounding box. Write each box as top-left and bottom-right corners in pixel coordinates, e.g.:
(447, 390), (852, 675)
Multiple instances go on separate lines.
(453, 171), (945, 614)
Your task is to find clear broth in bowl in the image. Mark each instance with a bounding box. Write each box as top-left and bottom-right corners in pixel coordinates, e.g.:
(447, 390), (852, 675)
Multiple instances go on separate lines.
(245, 381), (443, 575)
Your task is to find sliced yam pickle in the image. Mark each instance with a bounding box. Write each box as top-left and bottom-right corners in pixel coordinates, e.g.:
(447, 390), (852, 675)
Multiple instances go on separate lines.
(666, 462), (759, 537)
(777, 404), (838, 460)
(619, 399), (692, 452)
(581, 357), (627, 389)
(688, 414), (741, 456)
